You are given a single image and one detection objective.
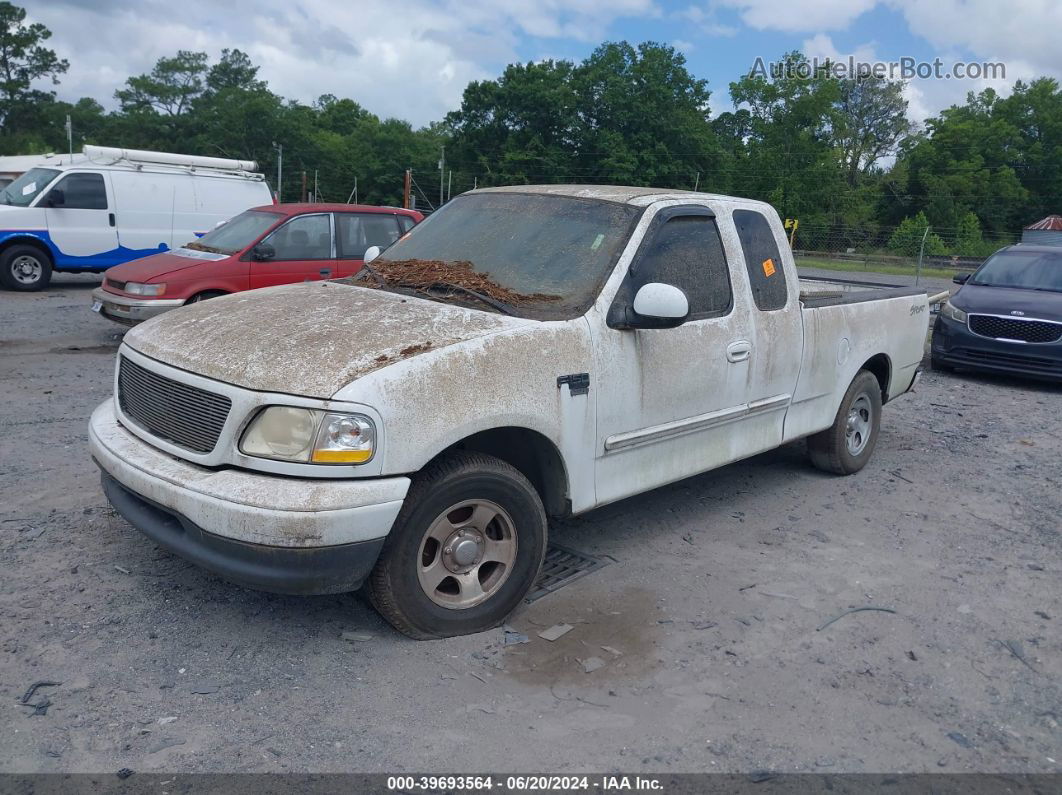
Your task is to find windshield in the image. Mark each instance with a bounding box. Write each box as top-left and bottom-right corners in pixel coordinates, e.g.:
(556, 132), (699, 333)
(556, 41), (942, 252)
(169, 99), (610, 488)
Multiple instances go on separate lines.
(185, 209), (281, 254)
(971, 248), (1062, 292)
(357, 192), (641, 318)
(0, 167), (61, 207)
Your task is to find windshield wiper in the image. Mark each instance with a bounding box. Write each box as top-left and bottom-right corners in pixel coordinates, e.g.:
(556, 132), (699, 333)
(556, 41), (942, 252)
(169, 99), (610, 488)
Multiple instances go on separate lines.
(401, 280), (516, 315)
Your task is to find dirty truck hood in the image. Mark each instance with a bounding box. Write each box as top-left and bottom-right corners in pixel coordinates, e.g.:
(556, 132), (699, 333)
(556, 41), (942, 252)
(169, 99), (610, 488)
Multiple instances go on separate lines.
(123, 282), (533, 398)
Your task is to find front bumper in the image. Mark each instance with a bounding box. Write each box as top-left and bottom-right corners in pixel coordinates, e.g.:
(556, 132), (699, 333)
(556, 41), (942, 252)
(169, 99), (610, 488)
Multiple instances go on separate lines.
(932, 315), (1062, 381)
(92, 287), (184, 326)
(90, 399), (410, 594)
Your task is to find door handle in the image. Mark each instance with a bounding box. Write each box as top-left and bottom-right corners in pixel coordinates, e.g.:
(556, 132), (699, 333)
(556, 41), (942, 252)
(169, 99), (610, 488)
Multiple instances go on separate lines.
(726, 340), (752, 363)
(319, 268), (332, 279)
(108, 213), (116, 227)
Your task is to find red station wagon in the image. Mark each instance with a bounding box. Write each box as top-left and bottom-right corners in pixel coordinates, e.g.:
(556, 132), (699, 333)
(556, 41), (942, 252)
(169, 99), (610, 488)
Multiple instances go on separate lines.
(91, 203), (423, 325)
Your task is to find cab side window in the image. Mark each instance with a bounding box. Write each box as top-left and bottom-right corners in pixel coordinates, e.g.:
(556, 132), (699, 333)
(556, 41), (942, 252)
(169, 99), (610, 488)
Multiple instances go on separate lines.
(53, 173), (107, 210)
(262, 214), (331, 260)
(734, 209), (787, 311)
(632, 215), (732, 319)
(397, 215), (416, 234)
(335, 213), (401, 259)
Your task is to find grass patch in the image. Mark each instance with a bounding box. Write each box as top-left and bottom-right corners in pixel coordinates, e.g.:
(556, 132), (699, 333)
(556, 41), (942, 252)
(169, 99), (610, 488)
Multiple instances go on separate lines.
(796, 256), (956, 281)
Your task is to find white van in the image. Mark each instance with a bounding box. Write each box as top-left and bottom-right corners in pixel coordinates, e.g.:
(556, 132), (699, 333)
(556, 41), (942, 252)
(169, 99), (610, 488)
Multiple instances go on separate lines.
(0, 146), (273, 291)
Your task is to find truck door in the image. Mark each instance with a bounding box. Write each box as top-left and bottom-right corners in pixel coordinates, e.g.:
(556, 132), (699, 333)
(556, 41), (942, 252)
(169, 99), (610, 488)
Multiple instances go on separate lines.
(248, 212), (335, 288)
(592, 204), (761, 507)
(42, 172), (120, 268)
(730, 208), (803, 447)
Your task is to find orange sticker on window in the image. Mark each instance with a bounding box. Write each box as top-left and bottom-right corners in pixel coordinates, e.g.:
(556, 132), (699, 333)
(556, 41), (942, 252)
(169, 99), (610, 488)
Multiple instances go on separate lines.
(762, 257), (776, 277)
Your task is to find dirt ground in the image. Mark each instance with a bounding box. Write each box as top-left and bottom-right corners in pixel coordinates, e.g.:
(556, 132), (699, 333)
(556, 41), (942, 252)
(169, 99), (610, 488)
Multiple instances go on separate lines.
(1, 274), (1059, 775)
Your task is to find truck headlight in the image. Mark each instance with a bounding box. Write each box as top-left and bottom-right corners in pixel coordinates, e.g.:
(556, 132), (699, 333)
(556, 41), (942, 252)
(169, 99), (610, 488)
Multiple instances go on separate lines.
(124, 282), (166, 296)
(240, 407), (376, 464)
(941, 300), (967, 323)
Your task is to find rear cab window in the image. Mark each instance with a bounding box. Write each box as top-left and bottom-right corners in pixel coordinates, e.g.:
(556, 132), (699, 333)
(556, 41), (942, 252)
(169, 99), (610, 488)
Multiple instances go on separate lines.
(733, 208), (787, 311)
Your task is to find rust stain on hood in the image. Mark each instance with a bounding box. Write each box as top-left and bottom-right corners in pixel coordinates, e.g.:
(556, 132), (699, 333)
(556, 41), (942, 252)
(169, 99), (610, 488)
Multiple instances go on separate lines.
(123, 282), (532, 398)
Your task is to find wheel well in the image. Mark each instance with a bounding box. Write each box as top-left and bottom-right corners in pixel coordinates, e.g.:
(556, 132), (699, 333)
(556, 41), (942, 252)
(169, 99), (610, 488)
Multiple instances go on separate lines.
(435, 427), (570, 518)
(186, 289), (229, 303)
(861, 353), (892, 402)
(0, 236), (53, 264)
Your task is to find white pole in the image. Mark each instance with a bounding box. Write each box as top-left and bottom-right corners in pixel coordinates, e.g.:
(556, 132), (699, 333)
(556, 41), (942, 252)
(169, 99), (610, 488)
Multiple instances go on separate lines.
(274, 143), (283, 202)
(438, 145), (445, 207)
(916, 225), (930, 286)
(65, 115), (73, 163)
(447, 169), (452, 201)
(313, 169), (318, 203)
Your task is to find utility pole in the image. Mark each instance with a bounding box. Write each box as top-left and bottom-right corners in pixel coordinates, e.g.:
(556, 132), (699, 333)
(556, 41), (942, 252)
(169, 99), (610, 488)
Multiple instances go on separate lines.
(313, 169), (319, 202)
(65, 115), (73, 163)
(447, 169), (452, 202)
(438, 145), (445, 207)
(301, 171), (307, 203)
(403, 169), (411, 210)
(273, 142), (283, 202)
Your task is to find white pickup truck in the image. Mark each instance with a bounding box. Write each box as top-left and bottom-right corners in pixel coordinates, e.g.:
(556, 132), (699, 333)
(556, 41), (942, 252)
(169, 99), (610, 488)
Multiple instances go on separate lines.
(89, 186), (929, 638)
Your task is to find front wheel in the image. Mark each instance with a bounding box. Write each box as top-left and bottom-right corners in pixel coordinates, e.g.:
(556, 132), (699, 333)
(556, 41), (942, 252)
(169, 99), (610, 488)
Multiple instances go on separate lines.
(808, 369), (883, 475)
(0, 245), (53, 291)
(368, 451), (547, 639)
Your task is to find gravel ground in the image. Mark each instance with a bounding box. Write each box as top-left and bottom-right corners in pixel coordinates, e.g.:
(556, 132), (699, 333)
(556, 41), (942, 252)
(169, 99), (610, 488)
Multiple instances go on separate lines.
(1, 274), (1059, 775)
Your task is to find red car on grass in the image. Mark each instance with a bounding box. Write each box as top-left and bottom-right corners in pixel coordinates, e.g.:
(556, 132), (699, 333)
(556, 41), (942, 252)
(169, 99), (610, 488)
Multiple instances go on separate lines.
(91, 203), (422, 325)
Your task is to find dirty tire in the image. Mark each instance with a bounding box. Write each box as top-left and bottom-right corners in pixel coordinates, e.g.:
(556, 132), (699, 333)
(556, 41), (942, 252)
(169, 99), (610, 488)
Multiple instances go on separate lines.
(0, 244), (53, 291)
(368, 451), (547, 640)
(808, 369), (882, 475)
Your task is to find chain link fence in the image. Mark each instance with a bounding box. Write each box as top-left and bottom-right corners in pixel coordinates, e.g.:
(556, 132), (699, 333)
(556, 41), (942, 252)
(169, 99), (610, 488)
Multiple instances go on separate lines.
(790, 223), (1019, 278)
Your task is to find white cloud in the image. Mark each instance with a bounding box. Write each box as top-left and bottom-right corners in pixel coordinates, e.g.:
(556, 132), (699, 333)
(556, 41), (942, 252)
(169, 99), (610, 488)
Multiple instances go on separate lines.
(27, 0), (658, 126)
(717, 0), (877, 33)
(672, 39), (696, 53)
(800, 33), (878, 66)
(800, 32), (1040, 127)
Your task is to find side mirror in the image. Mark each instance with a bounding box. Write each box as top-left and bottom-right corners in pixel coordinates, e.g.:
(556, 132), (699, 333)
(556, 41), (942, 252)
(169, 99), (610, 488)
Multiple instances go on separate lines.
(610, 283), (690, 330)
(952, 273), (970, 285)
(45, 188), (65, 207)
(363, 245), (381, 264)
(251, 243), (275, 261)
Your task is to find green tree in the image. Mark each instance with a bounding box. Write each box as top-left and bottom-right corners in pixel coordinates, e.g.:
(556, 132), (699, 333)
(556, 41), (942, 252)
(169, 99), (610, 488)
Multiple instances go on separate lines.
(572, 41), (721, 187)
(833, 74), (910, 187)
(887, 211), (946, 256)
(115, 50), (209, 116)
(205, 48), (264, 94)
(445, 59), (578, 184)
(0, 1), (69, 145)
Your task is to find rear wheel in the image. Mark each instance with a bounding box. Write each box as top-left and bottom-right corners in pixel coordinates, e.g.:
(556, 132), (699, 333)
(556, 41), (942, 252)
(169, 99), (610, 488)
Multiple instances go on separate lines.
(808, 369), (882, 475)
(368, 451), (547, 639)
(0, 245), (53, 291)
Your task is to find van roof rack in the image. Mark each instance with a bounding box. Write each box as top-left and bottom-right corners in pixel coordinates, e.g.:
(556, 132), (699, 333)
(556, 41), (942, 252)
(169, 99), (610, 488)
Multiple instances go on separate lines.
(82, 145), (261, 178)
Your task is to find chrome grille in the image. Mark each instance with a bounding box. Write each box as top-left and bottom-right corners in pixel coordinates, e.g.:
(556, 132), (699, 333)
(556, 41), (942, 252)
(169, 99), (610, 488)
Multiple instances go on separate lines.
(118, 356), (231, 453)
(969, 314), (1062, 344)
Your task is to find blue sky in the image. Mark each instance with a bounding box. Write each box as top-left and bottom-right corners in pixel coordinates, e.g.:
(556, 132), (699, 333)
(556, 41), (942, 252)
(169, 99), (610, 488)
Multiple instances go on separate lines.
(31, 0), (1061, 127)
